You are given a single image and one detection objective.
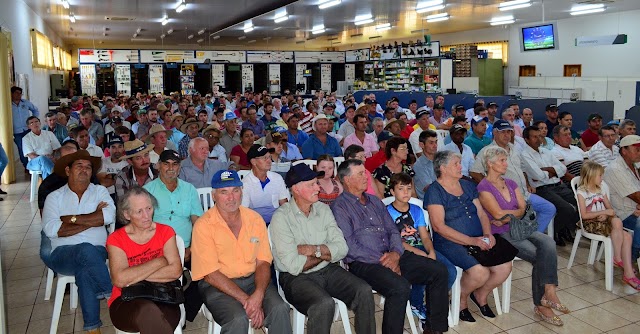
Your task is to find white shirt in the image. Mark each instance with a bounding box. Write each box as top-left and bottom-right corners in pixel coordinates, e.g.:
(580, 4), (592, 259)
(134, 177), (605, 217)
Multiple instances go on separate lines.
(409, 127), (426, 156)
(465, 108), (475, 122)
(520, 144), (567, 188)
(209, 144), (228, 162)
(85, 144), (105, 158)
(604, 156), (640, 220)
(42, 184), (116, 250)
(588, 140), (620, 168)
(552, 144), (585, 177)
(105, 120), (132, 134)
(337, 120), (356, 139)
(442, 142), (474, 177)
(22, 131), (61, 159)
(241, 171), (290, 222)
(99, 158), (129, 194)
(149, 148), (168, 164)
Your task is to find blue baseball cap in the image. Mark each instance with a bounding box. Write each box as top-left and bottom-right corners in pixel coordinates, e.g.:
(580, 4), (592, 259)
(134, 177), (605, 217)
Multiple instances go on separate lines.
(280, 106), (291, 114)
(493, 119), (513, 131)
(471, 115), (489, 126)
(607, 119), (620, 126)
(224, 111), (237, 121)
(285, 164), (324, 188)
(377, 130), (394, 143)
(211, 170), (243, 189)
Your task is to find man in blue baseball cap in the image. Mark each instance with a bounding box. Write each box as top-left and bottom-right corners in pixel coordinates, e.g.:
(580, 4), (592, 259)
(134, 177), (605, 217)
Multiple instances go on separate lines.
(220, 110), (241, 157)
(191, 169), (293, 334)
(464, 115), (492, 155)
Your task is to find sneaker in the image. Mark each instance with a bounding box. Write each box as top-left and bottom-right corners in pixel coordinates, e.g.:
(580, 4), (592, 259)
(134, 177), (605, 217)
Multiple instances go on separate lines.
(411, 305), (427, 320)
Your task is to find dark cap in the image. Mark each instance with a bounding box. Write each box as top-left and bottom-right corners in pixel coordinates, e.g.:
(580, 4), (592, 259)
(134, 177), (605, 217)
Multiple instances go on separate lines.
(111, 116), (123, 123)
(493, 119), (514, 131)
(324, 102), (336, 109)
(454, 104), (465, 110)
(247, 144), (275, 161)
(365, 98), (377, 105)
(159, 150), (181, 163)
(487, 102), (499, 108)
(433, 104), (444, 110)
(285, 163), (324, 188)
(409, 99), (418, 105)
(377, 130), (394, 143)
(265, 131), (287, 144)
(588, 113), (603, 121)
(106, 134), (124, 147)
(449, 124), (467, 134)
(416, 110), (430, 120)
(280, 106), (291, 114)
(545, 104), (558, 111)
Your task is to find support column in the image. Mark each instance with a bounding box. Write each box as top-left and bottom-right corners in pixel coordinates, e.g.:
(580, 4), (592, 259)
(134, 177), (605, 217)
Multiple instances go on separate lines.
(0, 32), (15, 184)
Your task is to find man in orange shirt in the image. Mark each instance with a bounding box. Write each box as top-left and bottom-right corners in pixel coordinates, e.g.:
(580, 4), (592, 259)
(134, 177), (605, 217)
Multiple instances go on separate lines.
(191, 170), (292, 334)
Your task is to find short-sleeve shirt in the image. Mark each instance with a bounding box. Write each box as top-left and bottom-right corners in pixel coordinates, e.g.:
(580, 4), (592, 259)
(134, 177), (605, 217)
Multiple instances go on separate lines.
(373, 164), (415, 197)
(241, 171), (290, 224)
(99, 158), (129, 194)
(22, 131), (61, 158)
(581, 128), (600, 148)
(106, 223), (175, 307)
(603, 157), (640, 220)
(191, 206), (273, 281)
(442, 142), (474, 177)
(343, 133), (379, 158)
(551, 145), (584, 177)
(464, 132), (492, 155)
(413, 154), (436, 200)
(386, 203), (426, 248)
(230, 145), (250, 168)
(477, 178), (520, 235)
(576, 182), (610, 214)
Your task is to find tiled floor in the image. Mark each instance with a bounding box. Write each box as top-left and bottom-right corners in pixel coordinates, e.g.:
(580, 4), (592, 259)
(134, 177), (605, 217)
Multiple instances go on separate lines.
(2, 170), (640, 333)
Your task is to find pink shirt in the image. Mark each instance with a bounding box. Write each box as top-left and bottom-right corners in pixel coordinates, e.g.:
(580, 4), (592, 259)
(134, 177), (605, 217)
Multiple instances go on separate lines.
(343, 132), (379, 158)
(366, 170), (377, 197)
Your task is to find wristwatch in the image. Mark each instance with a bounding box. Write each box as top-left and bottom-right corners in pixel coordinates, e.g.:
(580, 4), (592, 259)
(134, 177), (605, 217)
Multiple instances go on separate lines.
(315, 245), (321, 258)
(70, 215), (77, 224)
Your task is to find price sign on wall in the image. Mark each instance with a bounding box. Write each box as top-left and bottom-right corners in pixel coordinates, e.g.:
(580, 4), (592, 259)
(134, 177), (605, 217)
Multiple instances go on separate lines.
(320, 64), (331, 91)
(242, 64), (254, 92)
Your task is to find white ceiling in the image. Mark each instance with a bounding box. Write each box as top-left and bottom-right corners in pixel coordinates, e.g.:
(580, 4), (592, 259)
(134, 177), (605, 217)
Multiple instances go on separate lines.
(26, 0), (640, 50)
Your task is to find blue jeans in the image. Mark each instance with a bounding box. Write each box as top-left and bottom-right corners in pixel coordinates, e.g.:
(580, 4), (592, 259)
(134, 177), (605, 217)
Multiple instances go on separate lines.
(530, 194), (556, 233)
(0, 143), (8, 179)
(39, 230), (52, 268)
(409, 248), (457, 310)
(27, 156), (54, 179)
(13, 129), (29, 168)
(48, 243), (112, 330)
(622, 214), (640, 256)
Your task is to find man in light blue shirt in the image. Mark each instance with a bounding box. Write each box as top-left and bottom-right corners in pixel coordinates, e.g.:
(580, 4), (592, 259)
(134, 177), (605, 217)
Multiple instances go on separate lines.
(144, 150), (203, 258)
(413, 130), (438, 199)
(11, 86), (39, 168)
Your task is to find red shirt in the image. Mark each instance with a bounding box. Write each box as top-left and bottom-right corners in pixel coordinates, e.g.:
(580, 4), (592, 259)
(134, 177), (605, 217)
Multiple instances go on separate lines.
(580, 128), (599, 148)
(106, 223), (176, 307)
(365, 150), (387, 173)
(230, 145), (250, 167)
(400, 125), (414, 139)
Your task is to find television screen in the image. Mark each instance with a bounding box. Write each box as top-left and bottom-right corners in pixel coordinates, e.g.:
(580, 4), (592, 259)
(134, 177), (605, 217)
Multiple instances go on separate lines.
(522, 24), (555, 51)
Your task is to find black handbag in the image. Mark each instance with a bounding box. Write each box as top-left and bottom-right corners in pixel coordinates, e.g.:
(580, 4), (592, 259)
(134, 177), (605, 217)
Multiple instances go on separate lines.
(121, 279), (185, 305)
(466, 234), (519, 267)
(499, 202), (539, 241)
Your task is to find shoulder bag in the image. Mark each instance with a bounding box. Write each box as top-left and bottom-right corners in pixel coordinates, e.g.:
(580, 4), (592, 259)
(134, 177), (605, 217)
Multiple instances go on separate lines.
(121, 279), (185, 305)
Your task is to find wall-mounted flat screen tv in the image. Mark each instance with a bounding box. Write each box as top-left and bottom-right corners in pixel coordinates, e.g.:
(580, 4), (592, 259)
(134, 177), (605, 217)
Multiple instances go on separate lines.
(522, 24), (556, 51)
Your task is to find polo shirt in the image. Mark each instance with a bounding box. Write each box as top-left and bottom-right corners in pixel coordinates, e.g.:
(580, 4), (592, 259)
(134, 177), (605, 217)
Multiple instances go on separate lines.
(337, 120), (356, 139)
(464, 132), (492, 155)
(87, 121), (105, 143)
(281, 143), (303, 161)
(343, 132), (378, 158)
(588, 140), (619, 167)
(604, 156), (640, 220)
(209, 144), (228, 162)
(85, 143), (105, 158)
(413, 154), (436, 200)
(179, 157), (230, 189)
(22, 131), (61, 159)
(581, 128), (600, 148)
(287, 130), (309, 149)
(219, 130), (241, 157)
(43, 123), (68, 145)
(301, 134), (342, 160)
(551, 144), (585, 177)
(144, 178), (203, 247)
(241, 171), (290, 224)
(191, 206), (273, 280)
(242, 119), (266, 138)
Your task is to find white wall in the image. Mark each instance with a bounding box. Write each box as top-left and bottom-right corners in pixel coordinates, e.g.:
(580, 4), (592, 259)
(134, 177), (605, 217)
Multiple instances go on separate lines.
(0, 0), (66, 115)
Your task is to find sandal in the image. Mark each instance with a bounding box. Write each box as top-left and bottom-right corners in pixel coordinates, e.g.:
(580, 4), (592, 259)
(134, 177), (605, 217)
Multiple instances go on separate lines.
(541, 297), (570, 314)
(622, 276), (640, 291)
(614, 260), (638, 274)
(534, 306), (563, 326)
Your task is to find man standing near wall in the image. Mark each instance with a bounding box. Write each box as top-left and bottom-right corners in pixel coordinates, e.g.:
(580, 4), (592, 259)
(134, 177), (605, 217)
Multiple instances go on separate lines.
(11, 86), (40, 170)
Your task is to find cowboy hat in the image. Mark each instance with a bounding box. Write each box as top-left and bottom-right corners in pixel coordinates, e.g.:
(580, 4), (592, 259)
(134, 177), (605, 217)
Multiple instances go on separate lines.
(180, 117), (204, 133)
(145, 124), (173, 144)
(121, 139), (155, 160)
(53, 150), (102, 177)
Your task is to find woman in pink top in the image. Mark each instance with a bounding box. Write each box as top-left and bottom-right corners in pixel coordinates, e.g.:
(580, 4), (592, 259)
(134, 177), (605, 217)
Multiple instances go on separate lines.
(343, 144), (381, 198)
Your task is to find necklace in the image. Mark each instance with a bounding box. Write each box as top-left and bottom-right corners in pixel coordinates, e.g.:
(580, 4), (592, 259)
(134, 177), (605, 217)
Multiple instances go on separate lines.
(487, 176), (506, 190)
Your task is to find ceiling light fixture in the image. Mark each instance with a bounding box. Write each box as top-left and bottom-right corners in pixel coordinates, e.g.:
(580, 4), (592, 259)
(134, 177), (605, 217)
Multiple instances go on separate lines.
(61, 0), (70, 9)
(175, 1), (187, 13)
(238, 36), (246, 40)
(132, 33), (138, 38)
(161, 16), (169, 25)
(318, 0), (341, 10)
(416, 0), (445, 14)
(426, 12), (449, 22)
(212, 35), (220, 40)
(197, 28), (205, 35)
(197, 38), (204, 43)
(243, 21), (254, 33)
(69, 13), (76, 23)
(499, 0), (531, 11)
(375, 23), (391, 31)
(274, 10), (289, 23)
(312, 24), (326, 34)
(187, 34), (194, 39)
(136, 27), (142, 34)
(247, 40), (256, 43)
(167, 28), (173, 35)
(355, 14), (374, 25)
(160, 34), (166, 39)
(490, 16), (515, 25)
(570, 4), (606, 15)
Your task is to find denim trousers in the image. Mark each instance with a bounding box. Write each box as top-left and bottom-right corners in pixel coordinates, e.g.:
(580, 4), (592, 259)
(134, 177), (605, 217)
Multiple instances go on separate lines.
(48, 243), (112, 330)
(409, 248), (457, 311)
(26, 156), (54, 179)
(536, 183), (579, 233)
(39, 230), (53, 268)
(622, 214), (640, 257)
(13, 129), (29, 168)
(501, 231), (558, 306)
(349, 251), (449, 333)
(0, 143), (8, 178)
(279, 263), (375, 334)
(530, 194), (556, 233)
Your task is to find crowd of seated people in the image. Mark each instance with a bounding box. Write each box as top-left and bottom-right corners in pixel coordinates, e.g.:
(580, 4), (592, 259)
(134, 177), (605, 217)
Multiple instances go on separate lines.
(33, 88), (640, 334)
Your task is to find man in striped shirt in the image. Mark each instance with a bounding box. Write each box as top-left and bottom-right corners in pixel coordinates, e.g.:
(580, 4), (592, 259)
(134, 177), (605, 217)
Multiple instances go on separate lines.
(293, 104), (314, 135)
(588, 125), (620, 167)
(551, 125), (584, 183)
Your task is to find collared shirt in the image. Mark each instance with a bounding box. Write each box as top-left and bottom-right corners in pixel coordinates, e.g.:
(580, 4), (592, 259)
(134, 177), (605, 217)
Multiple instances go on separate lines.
(287, 130), (309, 149)
(220, 130), (241, 157)
(191, 206), (273, 280)
(149, 148), (167, 164)
(588, 140), (619, 167)
(241, 171), (290, 224)
(12, 99), (40, 133)
(281, 143), (303, 161)
(22, 131), (61, 159)
(330, 191), (404, 264)
(581, 128), (600, 148)
(552, 144), (585, 177)
(442, 142), (474, 176)
(271, 198), (348, 275)
(301, 134), (342, 160)
(42, 184), (115, 250)
(87, 121), (105, 143)
(43, 123), (68, 145)
(337, 120), (355, 139)
(179, 157), (230, 189)
(144, 178), (203, 247)
(115, 166), (159, 200)
(520, 144), (566, 188)
(178, 135), (198, 160)
(343, 132), (378, 158)
(242, 119), (266, 138)
(413, 154), (436, 200)
(604, 156), (640, 220)
(464, 132), (492, 155)
(99, 158), (129, 194)
(132, 121), (152, 139)
(471, 142), (530, 199)
(169, 128), (186, 147)
(209, 144), (228, 162)
(85, 143), (105, 158)
(408, 126), (437, 156)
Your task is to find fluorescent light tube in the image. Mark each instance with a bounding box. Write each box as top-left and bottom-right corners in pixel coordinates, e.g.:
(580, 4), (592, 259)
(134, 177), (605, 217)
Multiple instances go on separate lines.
(319, 0), (341, 10)
(176, 1), (186, 13)
(275, 15), (289, 23)
(570, 4), (606, 16)
(499, 0), (531, 11)
(417, 5), (445, 14)
(426, 13), (449, 22)
(69, 14), (76, 23)
(161, 17), (169, 25)
(198, 29), (205, 35)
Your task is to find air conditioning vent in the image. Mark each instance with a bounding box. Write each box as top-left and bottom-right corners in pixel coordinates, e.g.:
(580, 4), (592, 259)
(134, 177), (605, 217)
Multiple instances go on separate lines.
(106, 16), (136, 21)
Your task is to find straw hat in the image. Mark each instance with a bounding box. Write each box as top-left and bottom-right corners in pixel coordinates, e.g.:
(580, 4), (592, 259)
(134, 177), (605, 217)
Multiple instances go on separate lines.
(180, 118), (205, 133)
(121, 139), (155, 160)
(146, 124), (174, 144)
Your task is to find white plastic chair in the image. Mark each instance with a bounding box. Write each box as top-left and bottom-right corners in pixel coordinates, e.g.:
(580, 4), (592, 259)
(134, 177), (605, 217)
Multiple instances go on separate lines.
(291, 159), (317, 170)
(375, 291), (420, 334)
(201, 305), (267, 334)
(115, 235), (186, 334)
(30, 170), (43, 202)
(48, 275), (78, 334)
(567, 177), (613, 291)
(237, 170), (251, 180)
(436, 130), (448, 151)
(197, 187), (215, 211)
(333, 157), (345, 175)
